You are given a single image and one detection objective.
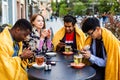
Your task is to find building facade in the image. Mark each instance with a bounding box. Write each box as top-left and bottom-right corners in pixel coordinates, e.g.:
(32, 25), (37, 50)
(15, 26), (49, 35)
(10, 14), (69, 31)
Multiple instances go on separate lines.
(0, 0), (52, 25)
(0, 0), (26, 25)
(0, 0), (9, 25)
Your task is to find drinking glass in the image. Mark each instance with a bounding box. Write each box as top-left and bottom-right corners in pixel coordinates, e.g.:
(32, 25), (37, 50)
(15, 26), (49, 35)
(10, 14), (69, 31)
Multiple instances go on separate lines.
(74, 54), (83, 64)
(35, 55), (45, 65)
(65, 45), (72, 52)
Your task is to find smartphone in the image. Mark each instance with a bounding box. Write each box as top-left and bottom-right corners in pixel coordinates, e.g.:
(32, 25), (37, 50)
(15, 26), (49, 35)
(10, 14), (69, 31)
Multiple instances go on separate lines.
(60, 40), (64, 43)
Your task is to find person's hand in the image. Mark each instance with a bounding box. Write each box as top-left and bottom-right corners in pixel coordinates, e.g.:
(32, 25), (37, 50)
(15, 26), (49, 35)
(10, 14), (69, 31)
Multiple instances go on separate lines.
(47, 29), (51, 39)
(81, 50), (91, 59)
(41, 29), (48, 39)
(56, 42), (66, 52)
(20, 48), (34, 60)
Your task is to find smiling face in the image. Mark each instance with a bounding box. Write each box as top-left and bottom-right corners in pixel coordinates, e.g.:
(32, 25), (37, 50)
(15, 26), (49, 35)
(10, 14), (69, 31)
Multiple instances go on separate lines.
(64, 22), (74, 33)
(32, 15), (44, 29)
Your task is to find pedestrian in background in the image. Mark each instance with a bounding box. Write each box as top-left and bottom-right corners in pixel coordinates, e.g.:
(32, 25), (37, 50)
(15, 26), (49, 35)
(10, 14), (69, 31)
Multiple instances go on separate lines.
(81, 17), (120, 80)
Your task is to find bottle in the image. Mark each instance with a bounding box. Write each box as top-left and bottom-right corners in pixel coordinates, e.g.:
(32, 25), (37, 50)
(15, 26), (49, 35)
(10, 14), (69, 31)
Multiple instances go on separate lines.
(48, 64), (52, 70)
(45, 64), (48, 71)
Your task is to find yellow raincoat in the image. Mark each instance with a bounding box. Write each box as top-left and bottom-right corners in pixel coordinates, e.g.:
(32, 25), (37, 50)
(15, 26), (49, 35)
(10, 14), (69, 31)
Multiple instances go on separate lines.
(52, 25), (86, 51)
(0, 27), (28, 80)
(84, 27), (120, 80)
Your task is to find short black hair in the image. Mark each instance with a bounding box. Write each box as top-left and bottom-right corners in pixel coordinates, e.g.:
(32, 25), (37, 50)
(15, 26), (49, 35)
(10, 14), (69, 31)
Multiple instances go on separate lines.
(63, 15), (77, 26)
(82, 17), (100, 33)
(12, 19), (32, 32)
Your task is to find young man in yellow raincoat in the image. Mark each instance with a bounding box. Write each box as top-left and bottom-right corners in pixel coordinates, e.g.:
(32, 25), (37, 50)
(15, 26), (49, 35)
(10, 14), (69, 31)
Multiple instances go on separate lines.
(52, 15), (86, 52)
(0, 19), (34, 80)
(81, 17), (120, 80)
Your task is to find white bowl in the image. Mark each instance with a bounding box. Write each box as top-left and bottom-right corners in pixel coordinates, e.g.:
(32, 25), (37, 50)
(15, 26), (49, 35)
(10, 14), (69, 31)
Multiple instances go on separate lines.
(45, 52), (57, 56)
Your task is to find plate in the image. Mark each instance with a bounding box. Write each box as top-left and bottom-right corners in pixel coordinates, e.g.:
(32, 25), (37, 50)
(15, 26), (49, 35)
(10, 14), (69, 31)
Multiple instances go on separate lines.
(32, 62), (45, 69)
(63, 51), (73, 55)
(70, 62), (85, 69)
(45, 52), (57, 56)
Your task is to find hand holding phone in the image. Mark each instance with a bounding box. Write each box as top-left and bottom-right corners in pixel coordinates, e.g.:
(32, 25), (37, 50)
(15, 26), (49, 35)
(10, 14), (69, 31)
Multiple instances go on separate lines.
(56, 40), (66, 51)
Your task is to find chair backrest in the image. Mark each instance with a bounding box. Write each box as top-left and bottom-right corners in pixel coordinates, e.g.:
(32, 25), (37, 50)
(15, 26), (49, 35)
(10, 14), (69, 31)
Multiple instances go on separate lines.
(49, 27), (54, 40)
(0, 24), (8, 33)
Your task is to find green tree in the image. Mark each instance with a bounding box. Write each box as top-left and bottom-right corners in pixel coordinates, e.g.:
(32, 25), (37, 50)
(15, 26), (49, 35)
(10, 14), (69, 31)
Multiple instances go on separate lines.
(51, 0), (120, 17)
(59, 3), (68, 17)
(98, 0), (120, 14)
(51, 1), (57, 14)
(73, 2), (87, 15)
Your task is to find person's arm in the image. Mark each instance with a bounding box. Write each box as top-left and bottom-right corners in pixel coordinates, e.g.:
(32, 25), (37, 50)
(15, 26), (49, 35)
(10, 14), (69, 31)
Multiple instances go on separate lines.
(89, 54), (106, 67)
(56, 42), (65, 52)
(81, 50), (106, 67)
(39, 29), (50, 51)
(0, 44), (34, 80)
(38, 39), (44, 50)
(47, 39), (52, 50)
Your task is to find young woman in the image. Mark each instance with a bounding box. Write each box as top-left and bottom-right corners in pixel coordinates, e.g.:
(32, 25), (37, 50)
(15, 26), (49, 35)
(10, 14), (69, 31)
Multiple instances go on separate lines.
(23, 14), (53, 54)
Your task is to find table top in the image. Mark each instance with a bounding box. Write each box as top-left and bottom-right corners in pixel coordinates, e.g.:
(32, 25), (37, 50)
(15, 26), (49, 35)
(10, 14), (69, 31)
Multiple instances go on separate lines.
(28, 53), (96, 80)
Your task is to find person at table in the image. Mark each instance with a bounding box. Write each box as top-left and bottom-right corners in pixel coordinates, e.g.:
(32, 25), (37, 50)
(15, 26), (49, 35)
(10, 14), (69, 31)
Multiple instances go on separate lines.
(0, 19), (34, 80)
(81, 17), (120, 80)
(23, 14), (53, 54)
(52, 15), (86, 52)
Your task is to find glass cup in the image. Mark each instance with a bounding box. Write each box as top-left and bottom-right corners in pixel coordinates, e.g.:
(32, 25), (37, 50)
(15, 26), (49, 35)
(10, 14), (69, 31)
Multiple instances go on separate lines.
(74, 54), (83, 64)
(65, 45), (72, 52)
(35, 55), (45, 65)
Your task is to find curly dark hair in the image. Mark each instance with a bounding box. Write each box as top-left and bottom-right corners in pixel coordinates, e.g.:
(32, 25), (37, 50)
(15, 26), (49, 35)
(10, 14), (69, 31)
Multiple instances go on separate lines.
(63, 15), (77, 26)
(82, 17), (100, 33)
(12, 19), (32, 32)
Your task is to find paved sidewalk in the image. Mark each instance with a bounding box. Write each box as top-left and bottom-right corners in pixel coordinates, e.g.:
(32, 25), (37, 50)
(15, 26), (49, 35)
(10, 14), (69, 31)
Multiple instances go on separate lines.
(46, 18), (63, 35)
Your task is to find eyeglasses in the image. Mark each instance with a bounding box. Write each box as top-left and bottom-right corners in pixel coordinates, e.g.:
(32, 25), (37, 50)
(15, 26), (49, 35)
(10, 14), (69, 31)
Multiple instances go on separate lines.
(87, 29), (95, 36)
